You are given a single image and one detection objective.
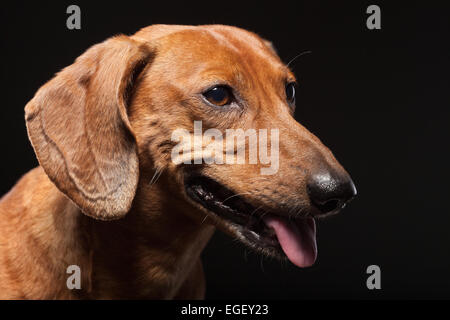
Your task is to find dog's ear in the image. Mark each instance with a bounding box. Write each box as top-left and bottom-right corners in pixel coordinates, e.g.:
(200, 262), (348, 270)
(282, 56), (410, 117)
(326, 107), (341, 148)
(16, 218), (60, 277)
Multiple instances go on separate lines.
(25, 35), (152, 220)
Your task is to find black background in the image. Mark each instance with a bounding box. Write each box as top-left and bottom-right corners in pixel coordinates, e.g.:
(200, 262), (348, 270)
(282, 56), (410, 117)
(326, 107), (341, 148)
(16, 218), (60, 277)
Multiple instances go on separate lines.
(1, 1), (449, 299)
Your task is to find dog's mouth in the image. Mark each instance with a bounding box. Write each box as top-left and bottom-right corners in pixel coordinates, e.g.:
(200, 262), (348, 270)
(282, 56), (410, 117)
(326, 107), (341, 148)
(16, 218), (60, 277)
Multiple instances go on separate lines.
(184, 175), (317, 268)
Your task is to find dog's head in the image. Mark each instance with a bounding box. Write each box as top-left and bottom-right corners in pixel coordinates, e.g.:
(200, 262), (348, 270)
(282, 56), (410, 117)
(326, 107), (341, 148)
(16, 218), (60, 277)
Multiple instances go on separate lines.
(25, 25), (356, 268)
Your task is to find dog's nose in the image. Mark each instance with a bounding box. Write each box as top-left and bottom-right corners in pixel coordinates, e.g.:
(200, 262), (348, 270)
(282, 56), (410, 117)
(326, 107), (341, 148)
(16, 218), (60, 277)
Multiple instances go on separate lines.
(307, 169), (357, 216)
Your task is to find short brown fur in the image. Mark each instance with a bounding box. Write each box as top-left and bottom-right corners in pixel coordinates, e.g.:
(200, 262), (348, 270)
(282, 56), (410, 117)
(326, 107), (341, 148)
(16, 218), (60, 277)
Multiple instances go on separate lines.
(0, 25), (351, 299)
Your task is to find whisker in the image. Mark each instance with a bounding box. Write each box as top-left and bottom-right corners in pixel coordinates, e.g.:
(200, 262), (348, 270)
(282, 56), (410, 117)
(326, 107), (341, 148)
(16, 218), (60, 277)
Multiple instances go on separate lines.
(222, 192), (253, 204)
(250, 205), (264, 218)
(259, 210), (269, 219)
(287, 50), (312, 68)
(153, 168), (165, 186)
(148, 168), (161, 185)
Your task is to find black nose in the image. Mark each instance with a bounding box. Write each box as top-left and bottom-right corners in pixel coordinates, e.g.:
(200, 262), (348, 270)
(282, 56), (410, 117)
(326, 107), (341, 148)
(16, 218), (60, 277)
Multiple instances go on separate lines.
(307, 170), (357, 215)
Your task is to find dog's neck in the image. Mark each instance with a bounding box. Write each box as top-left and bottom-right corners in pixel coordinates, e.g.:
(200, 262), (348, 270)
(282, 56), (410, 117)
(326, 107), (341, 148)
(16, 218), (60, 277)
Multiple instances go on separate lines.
(4, 167), (214, 299)
(84, 175), (215, 299)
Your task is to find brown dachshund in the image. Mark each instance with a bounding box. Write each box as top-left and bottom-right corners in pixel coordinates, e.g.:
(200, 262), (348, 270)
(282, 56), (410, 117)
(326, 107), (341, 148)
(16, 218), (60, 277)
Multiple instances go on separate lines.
(0, 25), (356, 299)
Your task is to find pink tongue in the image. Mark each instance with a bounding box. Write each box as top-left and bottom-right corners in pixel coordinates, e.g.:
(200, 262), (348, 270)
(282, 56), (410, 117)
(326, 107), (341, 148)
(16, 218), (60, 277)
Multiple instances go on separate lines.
(264, 216), (317, 268)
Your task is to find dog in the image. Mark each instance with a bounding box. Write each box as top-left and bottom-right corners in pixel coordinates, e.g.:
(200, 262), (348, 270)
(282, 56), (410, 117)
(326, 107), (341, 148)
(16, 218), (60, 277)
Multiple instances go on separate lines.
(0, 25), (356, 299)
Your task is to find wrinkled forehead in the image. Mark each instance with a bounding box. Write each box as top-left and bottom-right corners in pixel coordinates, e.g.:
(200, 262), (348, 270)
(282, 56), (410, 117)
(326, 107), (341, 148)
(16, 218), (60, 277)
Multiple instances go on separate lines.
(135, 25), (294, 87)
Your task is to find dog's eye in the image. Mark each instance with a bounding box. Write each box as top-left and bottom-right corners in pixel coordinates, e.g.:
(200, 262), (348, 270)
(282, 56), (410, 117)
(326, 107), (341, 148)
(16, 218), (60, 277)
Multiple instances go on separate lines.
(285, 82), (296, 104)
(203, 86), (232, 106)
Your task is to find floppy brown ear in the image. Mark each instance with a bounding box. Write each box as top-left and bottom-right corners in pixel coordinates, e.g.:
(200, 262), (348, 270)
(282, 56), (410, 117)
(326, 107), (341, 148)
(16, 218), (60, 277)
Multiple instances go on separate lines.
(25, 35), (152, 220)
